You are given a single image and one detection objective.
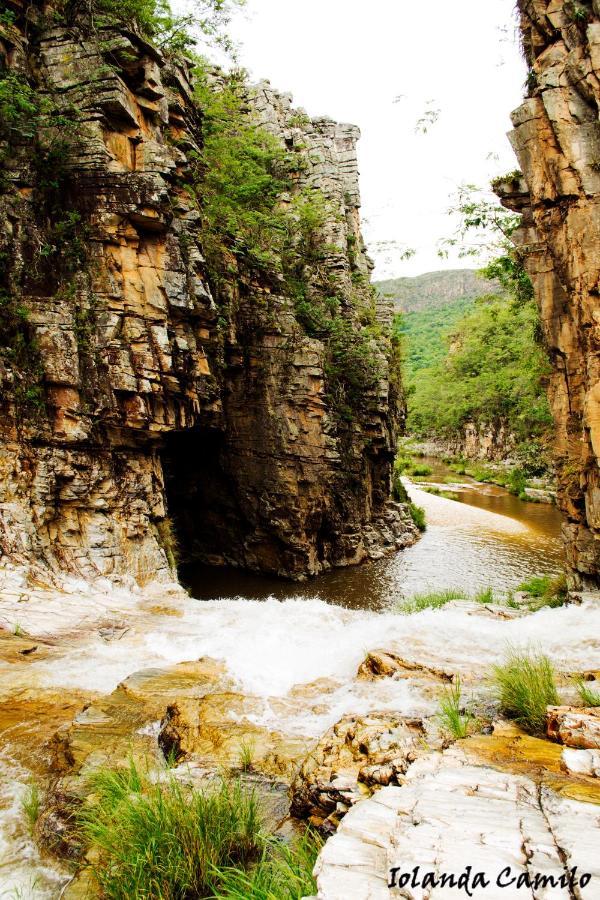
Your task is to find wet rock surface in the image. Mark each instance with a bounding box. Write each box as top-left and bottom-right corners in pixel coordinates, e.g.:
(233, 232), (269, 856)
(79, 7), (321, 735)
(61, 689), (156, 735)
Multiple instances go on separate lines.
(290, 713), (432, 832)
(314, 741), (600, 899)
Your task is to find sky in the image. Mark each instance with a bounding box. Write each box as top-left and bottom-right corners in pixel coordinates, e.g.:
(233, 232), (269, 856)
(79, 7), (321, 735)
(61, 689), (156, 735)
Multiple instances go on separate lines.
(191, 0), (527, 280)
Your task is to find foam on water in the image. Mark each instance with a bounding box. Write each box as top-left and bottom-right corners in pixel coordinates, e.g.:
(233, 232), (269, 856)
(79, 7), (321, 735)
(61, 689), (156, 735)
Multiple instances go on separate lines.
(0, 755), (68, 898)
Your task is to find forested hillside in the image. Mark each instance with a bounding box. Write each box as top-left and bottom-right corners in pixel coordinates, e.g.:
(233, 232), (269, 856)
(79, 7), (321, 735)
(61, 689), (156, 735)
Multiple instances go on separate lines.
(385, 262), (553, 464)
(376, 268), (497, 313)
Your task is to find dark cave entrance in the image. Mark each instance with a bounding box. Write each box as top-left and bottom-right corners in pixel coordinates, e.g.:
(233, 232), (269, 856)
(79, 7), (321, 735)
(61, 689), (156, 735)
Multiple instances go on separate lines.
(160, 427), (242, 574)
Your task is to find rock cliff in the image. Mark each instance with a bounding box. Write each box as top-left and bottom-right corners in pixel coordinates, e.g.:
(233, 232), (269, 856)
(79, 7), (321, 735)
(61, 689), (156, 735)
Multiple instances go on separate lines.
(0, 1), (415, 585)
(499, 0), (600, 585)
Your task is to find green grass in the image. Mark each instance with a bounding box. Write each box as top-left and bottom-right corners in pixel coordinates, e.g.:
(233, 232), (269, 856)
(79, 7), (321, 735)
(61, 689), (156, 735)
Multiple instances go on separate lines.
(517, 574), (568, 610)
(78, 761), (263, 899)
(238, 740), (255, 772)
(21, 782), (41, 833)
(397, 588), (464, 613)
(435, 676), (473, 739)
(473, 586), (494, 604)
(408, 463), (432, 477)
(574, 677), (600, 708)
(214, 830), (322, 899)
(490, 648), (558, 735)
(408, 502), (426, 532)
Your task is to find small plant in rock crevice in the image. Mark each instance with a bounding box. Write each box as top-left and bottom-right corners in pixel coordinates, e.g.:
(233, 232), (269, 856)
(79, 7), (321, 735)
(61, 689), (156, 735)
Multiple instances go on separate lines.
(436, 675), (473, 740)
(574, 677), (600, 708)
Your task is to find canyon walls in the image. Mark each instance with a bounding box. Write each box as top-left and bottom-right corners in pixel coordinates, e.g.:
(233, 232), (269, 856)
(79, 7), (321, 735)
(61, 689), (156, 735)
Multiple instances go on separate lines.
(0, 1), (415, 585)
(499, 0), (600, 585)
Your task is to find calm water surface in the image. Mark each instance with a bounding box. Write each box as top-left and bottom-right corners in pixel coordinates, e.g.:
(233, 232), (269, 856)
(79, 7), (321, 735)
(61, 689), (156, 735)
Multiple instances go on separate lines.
(182, 457), (565, 610)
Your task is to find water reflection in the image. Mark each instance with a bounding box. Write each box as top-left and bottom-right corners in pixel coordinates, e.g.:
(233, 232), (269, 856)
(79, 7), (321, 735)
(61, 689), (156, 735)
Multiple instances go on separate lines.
(181, 458), (564, 611)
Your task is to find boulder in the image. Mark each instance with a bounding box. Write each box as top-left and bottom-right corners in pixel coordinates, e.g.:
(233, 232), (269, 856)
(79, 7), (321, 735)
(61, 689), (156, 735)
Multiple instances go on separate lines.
(356, 650), (453, 682)
(561, 748), (600, 777)
(547, 706), (600, 749)
(158, 693), (311, 780)
(289, 713), (429, 832)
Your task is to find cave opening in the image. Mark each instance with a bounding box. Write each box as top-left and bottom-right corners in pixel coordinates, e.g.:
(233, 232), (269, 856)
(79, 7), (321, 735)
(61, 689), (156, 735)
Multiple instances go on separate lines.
(160, 427), (243, 577)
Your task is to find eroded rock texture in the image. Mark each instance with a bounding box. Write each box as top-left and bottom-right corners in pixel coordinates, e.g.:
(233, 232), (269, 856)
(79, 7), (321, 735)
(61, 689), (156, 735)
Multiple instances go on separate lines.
(0, 2), (414, 584)
(500, 0), (600, 585)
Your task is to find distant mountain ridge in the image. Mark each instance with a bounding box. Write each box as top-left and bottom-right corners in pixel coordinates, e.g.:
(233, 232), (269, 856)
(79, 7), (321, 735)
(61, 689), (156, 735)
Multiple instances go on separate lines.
(375, 269), (499, 313)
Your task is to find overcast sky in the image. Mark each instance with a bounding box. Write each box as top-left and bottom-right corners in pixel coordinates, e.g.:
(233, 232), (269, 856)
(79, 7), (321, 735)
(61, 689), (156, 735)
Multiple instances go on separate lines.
(198, 0), (527, 280)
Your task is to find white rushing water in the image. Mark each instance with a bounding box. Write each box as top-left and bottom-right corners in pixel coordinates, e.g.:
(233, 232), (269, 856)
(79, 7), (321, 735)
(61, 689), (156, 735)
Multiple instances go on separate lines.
(0, 487), (597, 897)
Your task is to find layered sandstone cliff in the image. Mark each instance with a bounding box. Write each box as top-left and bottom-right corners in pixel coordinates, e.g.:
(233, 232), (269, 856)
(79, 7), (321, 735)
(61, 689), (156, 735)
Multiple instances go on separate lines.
(0, 1), (415, 585)
(499, 0), (600, 585)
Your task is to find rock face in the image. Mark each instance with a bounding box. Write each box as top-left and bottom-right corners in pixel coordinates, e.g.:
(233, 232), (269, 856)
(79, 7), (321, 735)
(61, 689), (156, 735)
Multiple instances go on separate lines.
(289, 713), (429, 832)
(500, 1), (600, 585)
(547, 705), (600, 749)
(0, 1), (414, 585)
(313, 743), (600, 899)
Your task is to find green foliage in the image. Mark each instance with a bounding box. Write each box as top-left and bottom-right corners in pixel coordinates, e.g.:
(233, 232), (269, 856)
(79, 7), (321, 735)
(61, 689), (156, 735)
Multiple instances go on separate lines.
(407, 292), (552, 446)
(214, 830), (322, 900)
(78, 761), (262, 899)
(436, 676), (473, 739)
(473, 586), (494, 604)
(393, 296), (475, 378)
(238, 740), (255, 772)
(397, 588), (464, 614)
(490, 648), (558, 735)
(408, 463), (432, 477)
(574, 677), (600, 708)
(21, 782), (41, 833)
(516, 574), (568, 610)
(0, 72), (39, 139)
(408, 502), (426, 532)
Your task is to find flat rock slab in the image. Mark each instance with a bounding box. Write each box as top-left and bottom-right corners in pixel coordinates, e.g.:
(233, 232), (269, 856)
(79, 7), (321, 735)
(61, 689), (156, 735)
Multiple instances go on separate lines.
(314, 745), (600, 899)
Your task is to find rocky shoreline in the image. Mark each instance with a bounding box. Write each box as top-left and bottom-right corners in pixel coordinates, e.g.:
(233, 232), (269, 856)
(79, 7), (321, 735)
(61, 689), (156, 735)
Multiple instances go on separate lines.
(1, 563), (600, 897)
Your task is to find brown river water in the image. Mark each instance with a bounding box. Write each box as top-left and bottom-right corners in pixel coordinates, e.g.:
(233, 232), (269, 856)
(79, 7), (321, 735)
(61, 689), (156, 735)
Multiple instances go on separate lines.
(182, 457), (565, 611)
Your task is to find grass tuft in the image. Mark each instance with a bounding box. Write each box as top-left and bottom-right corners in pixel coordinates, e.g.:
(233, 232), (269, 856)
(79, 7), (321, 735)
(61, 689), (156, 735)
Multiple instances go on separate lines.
(490, 647), (558, 734)
(517, 573), (568, 610)
(435, 675), (473, 739)
(574, 677), (600, 708)
(396, 588), (464, 614)
(408, 502), (426, 532)
(21, 781), (41, 833)
(214, 829), (322, 899)
(238, 739), (255, 772)
(78, 760), (263, 899)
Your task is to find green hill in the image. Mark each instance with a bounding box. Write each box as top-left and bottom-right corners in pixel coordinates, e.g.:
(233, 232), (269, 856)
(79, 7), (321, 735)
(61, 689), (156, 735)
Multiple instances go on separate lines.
(376, 268), (498, 314)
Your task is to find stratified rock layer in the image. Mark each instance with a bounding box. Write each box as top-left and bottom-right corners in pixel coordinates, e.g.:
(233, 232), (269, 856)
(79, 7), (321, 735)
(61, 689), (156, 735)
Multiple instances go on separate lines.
(314, 743), (600, 899)
(500, 1), (600, 585)
(0, 2), (414, 585)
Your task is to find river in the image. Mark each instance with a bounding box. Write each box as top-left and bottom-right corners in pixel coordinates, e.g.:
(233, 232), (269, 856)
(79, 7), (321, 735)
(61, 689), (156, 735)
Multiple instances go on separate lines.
(181, 457), (565, 610)
(0, 460), (574, 897)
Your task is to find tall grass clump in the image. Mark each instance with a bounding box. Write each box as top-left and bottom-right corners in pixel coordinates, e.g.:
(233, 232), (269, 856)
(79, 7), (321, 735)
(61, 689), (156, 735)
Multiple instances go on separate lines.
(491, 647), (558, 734)
(21, 781), (41, 833)
(517, 573), (568, 610)
(215, 829), (322, 900)
(436, 676), (472, 739)
(574, 677), (600, 708)
(78, 760), (262, 899)
(408, 502), (426, 532)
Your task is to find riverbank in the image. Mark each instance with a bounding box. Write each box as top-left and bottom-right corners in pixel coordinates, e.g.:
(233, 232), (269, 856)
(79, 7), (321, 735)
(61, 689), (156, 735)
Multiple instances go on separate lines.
(398, 439), (557, 505)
